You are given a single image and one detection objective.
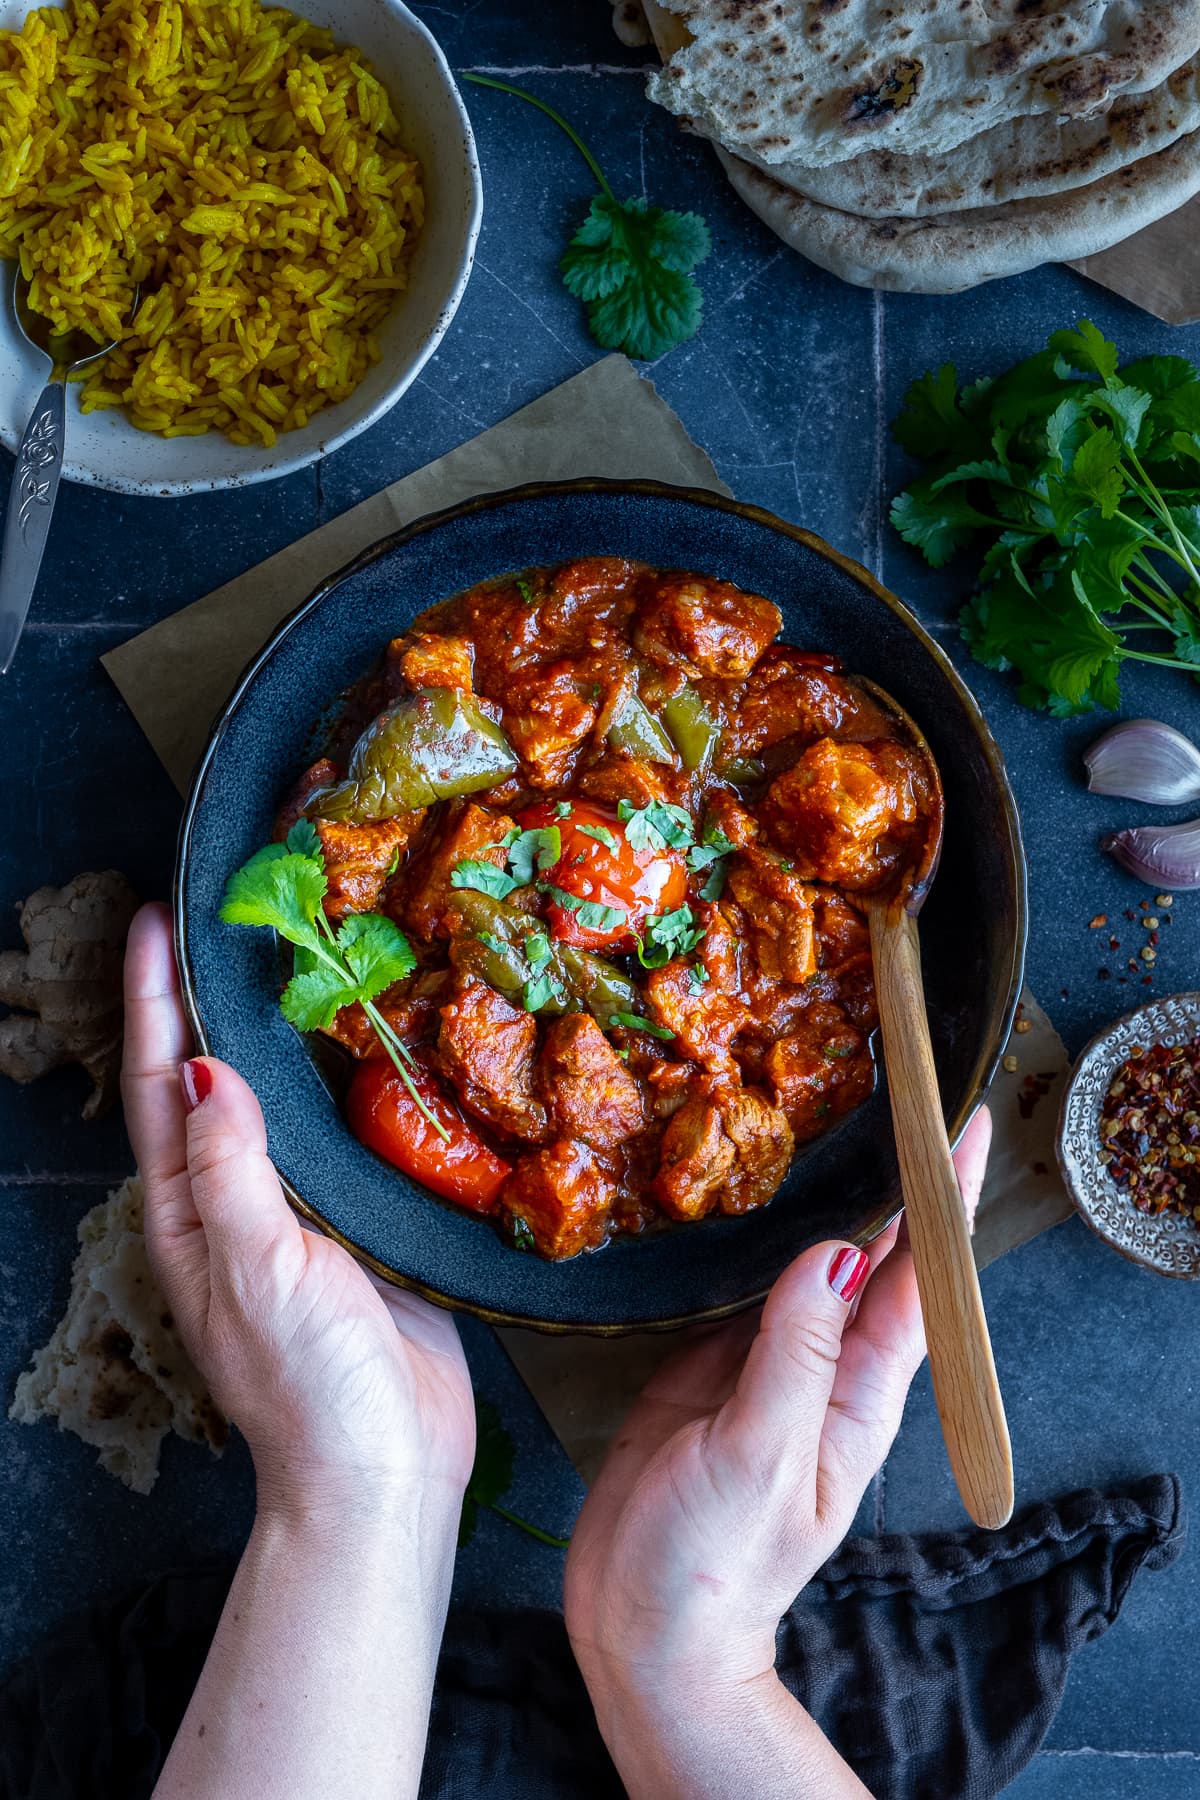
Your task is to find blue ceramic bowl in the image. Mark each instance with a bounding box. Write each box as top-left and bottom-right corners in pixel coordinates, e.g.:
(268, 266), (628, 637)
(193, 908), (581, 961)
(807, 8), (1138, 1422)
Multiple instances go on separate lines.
(175, 481), (1027, 1332)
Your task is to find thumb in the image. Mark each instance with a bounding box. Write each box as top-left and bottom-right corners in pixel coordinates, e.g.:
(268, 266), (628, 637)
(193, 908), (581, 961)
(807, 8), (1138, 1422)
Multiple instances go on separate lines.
(709, 1239), (869, 1507)
(180, 1056), (303, 1291)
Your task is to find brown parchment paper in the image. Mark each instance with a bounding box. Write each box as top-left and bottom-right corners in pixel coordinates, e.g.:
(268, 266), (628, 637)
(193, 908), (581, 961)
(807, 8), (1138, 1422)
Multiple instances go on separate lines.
(102, 352), (1072, 1478)
(1069, 194), (1200, 326)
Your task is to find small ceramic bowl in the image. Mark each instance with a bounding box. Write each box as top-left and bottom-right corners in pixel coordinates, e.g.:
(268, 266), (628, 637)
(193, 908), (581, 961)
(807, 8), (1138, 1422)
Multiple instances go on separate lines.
(0, 0), (481, 495)
(1057, 992), (1200, 1279)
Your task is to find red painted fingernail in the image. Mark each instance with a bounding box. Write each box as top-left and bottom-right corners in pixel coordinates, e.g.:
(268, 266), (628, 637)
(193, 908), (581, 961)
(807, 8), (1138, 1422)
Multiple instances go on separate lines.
(179, 1059), (212, 1114)
(828, 1246), (869, 1303)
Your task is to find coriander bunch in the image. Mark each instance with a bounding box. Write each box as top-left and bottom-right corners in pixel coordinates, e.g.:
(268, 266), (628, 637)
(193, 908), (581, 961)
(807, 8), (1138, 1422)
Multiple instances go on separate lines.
(891, 320), (1200, 714)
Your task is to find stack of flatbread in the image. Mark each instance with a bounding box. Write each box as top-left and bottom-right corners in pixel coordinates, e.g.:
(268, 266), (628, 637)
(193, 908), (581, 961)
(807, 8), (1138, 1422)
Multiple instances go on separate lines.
(627, 0), (1200, 292)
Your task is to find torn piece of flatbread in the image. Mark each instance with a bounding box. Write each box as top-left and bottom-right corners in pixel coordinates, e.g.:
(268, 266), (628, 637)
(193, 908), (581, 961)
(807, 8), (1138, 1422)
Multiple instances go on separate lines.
(10, 1176), (226, 1494)
(735, 53), (1200, 217)
(646, 0), (1200, 171)
(717, 126), (1200, 291)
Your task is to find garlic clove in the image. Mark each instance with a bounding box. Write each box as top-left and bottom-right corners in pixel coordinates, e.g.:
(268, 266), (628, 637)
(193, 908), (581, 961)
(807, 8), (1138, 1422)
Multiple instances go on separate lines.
(1102, 818), (1200, 890)
(1083, 718), (1200, 807)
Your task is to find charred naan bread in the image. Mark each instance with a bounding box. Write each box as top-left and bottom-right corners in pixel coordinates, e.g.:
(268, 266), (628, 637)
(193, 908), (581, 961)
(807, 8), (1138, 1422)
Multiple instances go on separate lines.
(647, 0), (1200, 170)
(718, 128), (1200, 290)
(736, 54), (1200, 216)
(9, 1177), (226, 1493)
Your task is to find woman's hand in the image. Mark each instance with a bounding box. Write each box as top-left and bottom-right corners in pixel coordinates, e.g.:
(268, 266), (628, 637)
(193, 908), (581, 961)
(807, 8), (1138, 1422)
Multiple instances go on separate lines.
(564, 1112), (991, 1797)
(121, 902), (475, 1518)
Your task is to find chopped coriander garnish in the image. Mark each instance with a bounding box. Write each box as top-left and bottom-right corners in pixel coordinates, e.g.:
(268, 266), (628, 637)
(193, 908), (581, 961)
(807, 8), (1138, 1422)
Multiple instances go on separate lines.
(555, 800), (572, 819)
(617, 797), (694, 853)
(543, 885), (627, 933)
(510, 1216), (536, 1254)
(476, 931), (511, 958)
(610, 1011), (675, 1040)
(823, 1042), (856, 1059)
(507, 826), (561, 886)
(579, 823), (620, 853)
(687, 963), (709, 996)
(637, 904), (706, 969)
(523, 971), (561, 1013)
(384, 844), (402, 878)
(516, 576), (537, 607)
(451, 859), (523, 900)
(524, 931), (553, 968)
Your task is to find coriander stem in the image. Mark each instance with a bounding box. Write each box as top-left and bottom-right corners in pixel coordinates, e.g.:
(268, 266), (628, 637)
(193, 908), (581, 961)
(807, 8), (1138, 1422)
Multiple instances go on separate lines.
(486, 1502), (571, 1548)
(461, 74), (615, 202)
(1121, 648), (1200, 672)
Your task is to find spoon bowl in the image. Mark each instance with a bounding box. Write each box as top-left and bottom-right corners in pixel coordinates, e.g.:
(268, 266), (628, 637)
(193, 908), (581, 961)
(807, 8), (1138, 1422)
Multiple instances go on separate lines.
(0, 272), (137, 674)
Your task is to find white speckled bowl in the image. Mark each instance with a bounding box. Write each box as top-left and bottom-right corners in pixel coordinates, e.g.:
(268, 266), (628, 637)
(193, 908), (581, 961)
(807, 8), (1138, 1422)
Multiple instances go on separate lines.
(1057, 992), (1200, 1279)
(0, 0), (481, 495)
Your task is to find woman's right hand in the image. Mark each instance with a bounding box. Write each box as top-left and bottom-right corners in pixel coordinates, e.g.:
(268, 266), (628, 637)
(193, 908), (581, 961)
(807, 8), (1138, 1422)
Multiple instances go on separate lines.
(121, 901), (476, 1521)
(564, 1110), (992, 1797)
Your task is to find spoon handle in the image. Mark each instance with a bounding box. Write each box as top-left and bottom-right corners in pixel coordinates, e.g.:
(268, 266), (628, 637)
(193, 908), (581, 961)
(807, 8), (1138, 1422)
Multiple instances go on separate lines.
(869, 903), (1014, 1530)
(0, 377), (65, 676)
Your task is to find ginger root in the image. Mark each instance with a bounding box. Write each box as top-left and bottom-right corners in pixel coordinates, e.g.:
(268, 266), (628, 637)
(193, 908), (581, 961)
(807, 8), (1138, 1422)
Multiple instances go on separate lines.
(0, 870), (140, 1118)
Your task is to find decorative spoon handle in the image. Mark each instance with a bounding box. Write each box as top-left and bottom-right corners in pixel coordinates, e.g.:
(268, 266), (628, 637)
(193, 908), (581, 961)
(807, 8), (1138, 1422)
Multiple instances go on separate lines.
(869, 902), (1014, 1530)
(0, 377), (65, 676)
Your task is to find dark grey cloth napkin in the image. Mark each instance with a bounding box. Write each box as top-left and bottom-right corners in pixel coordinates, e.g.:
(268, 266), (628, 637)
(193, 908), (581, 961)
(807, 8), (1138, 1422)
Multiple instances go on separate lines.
(0, 1476), (1182, 1800)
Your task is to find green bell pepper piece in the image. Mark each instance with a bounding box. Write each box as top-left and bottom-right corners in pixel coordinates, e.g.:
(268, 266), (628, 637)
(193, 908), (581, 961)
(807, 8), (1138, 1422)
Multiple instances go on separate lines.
(607, 691), (676, 764)
(451, 892), (642, 1025)
(556, 945), (643, 1028)
(314, 688), (518, 822)
(661, 685), (721, 773)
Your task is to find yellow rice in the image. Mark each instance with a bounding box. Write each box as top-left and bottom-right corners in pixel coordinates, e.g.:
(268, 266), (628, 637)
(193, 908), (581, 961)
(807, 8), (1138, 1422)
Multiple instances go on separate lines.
(0, 0), (424, 446)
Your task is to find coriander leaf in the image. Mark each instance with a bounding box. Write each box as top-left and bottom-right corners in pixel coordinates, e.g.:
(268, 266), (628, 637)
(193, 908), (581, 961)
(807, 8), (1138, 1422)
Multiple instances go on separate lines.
(610, 1011), (674, 1039)
(617, 798), (694, 852)
(524, 931), (553, 968)
(687, 963), (710, 996)
(579, 823), (620, 853)
(555, 801), (572, 819)
(637, 904), (706, 968)
(928, 458), (1015, 494)
(891, 363), (974, 461)
(542, 885), (627, 933)
(337, 912), (417, 999)
(450, 859), (523, 900)
(477, 931), (510, 957)
(890, 484), (989, 568)
(286, 819), (322, 859)
(510, 1215), (536, 1254)
(220, 849), (326, 953)
(458, 1395), (570, 1549)
(507, 826), (561, 886)
(1044, 394), (1090, 469)
(516, 576), (537, 606)
(1091, 384), (1151, 451)
(1065, 427), (1124, 518)
(698, 861), (729, 902)
(279, 962), (350, 1033)
(1048, 320), (1119, 382)
(1120, 355), (1197, 398)
(686, 829), (736, 873)
(562, 194), (710, 361)
(459, 1398), (515, 1547)
(522, 971), (560, 1012)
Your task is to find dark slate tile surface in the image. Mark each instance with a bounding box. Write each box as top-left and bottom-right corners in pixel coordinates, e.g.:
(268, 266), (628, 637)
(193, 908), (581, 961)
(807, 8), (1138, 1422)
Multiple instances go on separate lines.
(3, 3), (1200, 1790)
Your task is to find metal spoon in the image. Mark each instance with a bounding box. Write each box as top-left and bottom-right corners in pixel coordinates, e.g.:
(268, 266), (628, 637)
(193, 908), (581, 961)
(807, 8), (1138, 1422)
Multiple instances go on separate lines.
(855, 675), (1014, 1531)
(0, 273), (137, 675)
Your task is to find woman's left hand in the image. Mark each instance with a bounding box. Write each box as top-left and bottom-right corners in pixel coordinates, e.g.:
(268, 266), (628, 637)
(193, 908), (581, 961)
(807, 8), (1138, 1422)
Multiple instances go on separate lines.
(122, 902), (475, 1520)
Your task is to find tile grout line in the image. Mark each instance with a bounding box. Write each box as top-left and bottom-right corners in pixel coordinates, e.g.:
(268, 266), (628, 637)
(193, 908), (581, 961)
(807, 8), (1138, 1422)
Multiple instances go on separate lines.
(870, 289), (885, 581)
(1038, 1749), (1200, 1762)
(459, 63), (651, 77)
(0, 1171), (131, 1188)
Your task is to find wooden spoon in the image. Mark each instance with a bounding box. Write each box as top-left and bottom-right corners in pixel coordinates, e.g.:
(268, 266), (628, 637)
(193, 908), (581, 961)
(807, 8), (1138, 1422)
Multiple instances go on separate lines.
(855, 678), (1014, 1530)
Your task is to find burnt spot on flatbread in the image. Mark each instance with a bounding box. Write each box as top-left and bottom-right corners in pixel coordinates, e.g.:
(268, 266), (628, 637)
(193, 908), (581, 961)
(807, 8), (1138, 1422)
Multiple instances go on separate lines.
(90, 1322), (141, 1419)
(844, 57), (921, 126)
(1043, 52), (1138, 115)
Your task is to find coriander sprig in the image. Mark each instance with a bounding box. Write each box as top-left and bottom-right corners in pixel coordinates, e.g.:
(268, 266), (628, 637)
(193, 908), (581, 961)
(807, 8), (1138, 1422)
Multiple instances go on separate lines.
(890, 320), (1200, 714)
(220, 823), (448, 1140)
(461, 75), (711, 362)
